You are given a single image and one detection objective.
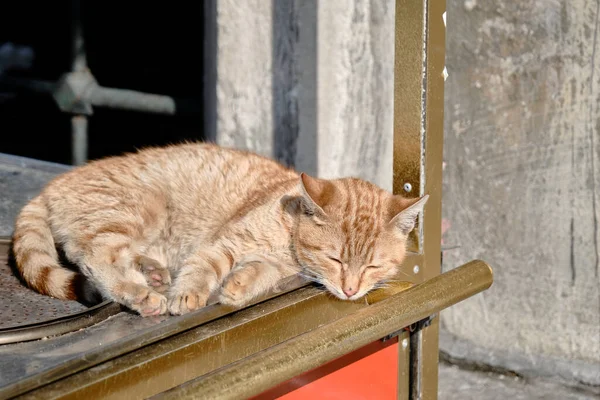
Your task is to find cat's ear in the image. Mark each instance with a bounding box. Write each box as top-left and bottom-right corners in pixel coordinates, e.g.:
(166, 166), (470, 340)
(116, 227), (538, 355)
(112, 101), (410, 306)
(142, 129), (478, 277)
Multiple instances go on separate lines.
(388, 194), (429, 235)
(299, 173), (334, 215)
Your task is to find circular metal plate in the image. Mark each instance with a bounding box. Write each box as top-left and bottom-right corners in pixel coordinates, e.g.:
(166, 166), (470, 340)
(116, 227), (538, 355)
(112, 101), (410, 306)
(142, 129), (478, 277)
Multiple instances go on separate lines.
(0, 239), (121, 344)
(0, 260), (90, 329)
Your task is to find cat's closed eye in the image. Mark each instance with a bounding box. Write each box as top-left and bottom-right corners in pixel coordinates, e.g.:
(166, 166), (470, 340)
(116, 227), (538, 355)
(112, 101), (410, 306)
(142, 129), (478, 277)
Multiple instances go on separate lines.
(327, 256), (343, 265)
(365, 265), (381, 269)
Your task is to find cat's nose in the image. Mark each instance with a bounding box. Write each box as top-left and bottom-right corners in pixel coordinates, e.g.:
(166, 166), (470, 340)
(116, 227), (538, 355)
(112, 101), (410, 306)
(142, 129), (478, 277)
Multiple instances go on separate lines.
(343, 287), (358, 297)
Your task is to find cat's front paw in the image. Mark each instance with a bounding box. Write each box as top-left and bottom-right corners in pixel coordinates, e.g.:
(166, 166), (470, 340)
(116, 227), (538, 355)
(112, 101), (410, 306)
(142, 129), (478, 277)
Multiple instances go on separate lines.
(167, 288), (210, 315)
(130, 288), (168, 317)
(219, 268), (256, 307)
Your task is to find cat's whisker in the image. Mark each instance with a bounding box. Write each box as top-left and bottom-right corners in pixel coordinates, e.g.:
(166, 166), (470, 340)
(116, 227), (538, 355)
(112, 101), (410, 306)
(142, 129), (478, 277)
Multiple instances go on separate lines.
(372, 283), (391, 290)
(298, 270), (330, 287)
(304, 268), (327, 279)
(372, 283), (390, 289)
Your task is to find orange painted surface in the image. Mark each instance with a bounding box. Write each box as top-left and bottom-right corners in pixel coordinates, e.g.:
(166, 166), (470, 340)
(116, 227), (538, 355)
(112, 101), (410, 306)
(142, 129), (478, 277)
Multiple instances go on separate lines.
(253, 338), (399, 400)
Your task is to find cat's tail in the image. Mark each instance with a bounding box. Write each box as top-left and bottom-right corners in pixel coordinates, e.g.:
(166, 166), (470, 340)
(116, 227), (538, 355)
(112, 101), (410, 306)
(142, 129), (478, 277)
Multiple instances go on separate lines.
(12, 195), (85, 301)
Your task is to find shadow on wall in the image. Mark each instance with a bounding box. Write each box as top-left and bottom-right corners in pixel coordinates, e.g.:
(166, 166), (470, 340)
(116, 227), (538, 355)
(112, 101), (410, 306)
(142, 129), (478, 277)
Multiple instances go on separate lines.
(272, 0), (318, 176)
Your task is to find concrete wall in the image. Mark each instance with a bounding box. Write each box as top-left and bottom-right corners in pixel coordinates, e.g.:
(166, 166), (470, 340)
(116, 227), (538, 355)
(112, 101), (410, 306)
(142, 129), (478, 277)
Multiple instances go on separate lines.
(440, 0), (600, 387)
(205, 0), (600, 388)
(205, 0), (394, 191)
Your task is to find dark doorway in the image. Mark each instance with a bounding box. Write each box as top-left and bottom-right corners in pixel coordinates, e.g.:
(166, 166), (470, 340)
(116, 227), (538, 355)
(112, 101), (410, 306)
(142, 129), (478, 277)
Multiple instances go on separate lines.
(0, 1), (205, 165)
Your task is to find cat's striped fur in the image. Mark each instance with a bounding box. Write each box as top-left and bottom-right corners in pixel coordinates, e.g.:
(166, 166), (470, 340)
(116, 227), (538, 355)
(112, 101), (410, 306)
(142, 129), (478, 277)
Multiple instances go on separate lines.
(12, 143), (427, 316)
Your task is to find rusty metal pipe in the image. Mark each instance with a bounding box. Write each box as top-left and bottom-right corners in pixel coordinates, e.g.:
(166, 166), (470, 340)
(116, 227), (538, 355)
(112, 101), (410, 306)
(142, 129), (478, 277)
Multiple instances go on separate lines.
(153, 260), (493, 400)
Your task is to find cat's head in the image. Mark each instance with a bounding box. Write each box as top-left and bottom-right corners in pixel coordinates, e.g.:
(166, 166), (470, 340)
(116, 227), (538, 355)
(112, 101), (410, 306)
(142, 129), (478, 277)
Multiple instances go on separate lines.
(292, 173), (428, 300)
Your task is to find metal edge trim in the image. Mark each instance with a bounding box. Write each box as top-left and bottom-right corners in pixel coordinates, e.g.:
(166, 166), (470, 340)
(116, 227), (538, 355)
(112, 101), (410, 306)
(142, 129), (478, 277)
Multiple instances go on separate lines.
(0, 152), (72, 174)
(0, 301), (122, 345)
(11, 281), (417, 400)
(0, 276), (313, 399)
(152, 260), (494, 400)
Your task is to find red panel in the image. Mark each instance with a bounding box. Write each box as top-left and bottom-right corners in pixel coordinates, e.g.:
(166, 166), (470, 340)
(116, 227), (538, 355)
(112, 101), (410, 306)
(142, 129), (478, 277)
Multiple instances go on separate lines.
(252, 338), (399, 400)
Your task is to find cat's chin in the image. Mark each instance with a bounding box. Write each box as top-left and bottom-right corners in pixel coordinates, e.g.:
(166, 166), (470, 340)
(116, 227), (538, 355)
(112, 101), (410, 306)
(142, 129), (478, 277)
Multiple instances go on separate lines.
(347, 292), (365, 301)
(321, 284), (359, 301)
(325, 286), (370, 302)
(329, 291), (365, 301)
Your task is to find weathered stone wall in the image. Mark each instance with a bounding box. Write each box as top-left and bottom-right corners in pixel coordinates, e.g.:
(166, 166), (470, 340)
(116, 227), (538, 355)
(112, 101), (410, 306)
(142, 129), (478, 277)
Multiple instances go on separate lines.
(205, 0), (394, 191)
(205, 0), (600, 387)
(440, 0), (600, 386)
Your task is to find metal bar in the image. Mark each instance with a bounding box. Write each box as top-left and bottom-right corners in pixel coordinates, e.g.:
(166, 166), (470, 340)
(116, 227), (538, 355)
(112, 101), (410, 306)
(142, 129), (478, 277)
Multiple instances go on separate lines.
(397, 330), (411, 400)
(70, 0), (88, 165)
(0, 301), (120, 345)
(15, 281), (412, 400)
(71, 115), (88, 165)
(71, 0), (86, 73)
(394, 0), (427, 395)
(0, 76), (201, 116)
(410, 328), (424, 399)
(393, 0), (447, 397)
(152, 260), (493, 400)
(393, 0), (428, 254)
(0, 76), (56, 94)
(87, 86), (178, 114)
(0, 274), (310, 399)
(412, 0), (446, 398)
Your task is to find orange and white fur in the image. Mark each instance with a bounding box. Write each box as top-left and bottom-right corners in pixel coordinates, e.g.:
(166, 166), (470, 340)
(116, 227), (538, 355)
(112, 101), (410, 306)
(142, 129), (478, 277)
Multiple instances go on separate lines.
(12, 143), (428, 316)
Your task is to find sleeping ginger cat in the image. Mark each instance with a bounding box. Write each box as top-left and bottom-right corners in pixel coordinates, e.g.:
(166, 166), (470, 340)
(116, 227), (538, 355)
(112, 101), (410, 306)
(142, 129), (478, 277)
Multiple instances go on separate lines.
(12, 143), (428, 316)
